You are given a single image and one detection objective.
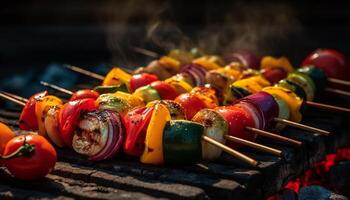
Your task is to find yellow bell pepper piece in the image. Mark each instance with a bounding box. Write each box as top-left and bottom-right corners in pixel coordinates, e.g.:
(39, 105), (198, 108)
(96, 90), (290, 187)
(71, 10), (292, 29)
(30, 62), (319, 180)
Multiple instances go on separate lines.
(35, 95), (63, 136)
(102, 68), (132, 90)
(164, 78), (193, 94)
(262, 86), (303, 122)
(159, 56), (181, 72)
(167, 49), (194, 64)
(233, 78), (264, 93)
(193, 56), (222, 70)
(190, 87), (219, 108)
(249, 75), (271, 88)
(140, 104), (171, 165)
(261, 56), (294, 73)
(113, 91), (145, 108)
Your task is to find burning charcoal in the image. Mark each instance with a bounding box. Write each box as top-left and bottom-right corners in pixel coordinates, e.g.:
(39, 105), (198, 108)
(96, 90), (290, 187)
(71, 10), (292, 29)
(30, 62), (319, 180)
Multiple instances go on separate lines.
(330, 161), (350, 198)
(299, 185), (347, 200)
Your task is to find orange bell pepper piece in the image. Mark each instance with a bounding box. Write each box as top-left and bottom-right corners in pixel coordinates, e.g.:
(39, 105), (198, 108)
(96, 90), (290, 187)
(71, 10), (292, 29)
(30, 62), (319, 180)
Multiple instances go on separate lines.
(35, 95), (63, 137)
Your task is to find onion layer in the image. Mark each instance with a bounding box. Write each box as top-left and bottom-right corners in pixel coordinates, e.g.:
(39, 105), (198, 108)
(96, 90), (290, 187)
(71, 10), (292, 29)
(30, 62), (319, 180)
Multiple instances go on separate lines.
(72, 110), (124, 161)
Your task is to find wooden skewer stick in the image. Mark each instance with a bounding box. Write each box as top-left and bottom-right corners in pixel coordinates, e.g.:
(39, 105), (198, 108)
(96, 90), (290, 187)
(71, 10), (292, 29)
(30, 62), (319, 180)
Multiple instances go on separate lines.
(325, 88), (350, 97)
(305, 101), (350, 113)
(328, 78), (350, 87)
(132, 46), (159, 58)
(40, 81), (73, 95)
(245, 127), (302, 147)
(1, 91), (29, 103)
(0, 92), (26, 107)
(64, 64), (104, 81)
(224, 135), (282, 156)
(274, 118), (330, 136)
(202, 135), (258, 167)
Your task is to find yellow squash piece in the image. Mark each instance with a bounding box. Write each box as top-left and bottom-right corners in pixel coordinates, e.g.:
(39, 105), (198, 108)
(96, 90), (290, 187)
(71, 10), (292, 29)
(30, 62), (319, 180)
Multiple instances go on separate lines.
(261, 56), (294, 73)
(102, 68), (132, 90)
(262, 86), (303, 122)
(140, 104), (171, 165)
(35, 95), (63, 136)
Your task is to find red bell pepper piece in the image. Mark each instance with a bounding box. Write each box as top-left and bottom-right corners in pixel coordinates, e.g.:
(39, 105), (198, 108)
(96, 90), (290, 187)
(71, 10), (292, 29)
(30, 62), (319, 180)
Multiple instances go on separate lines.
(123, 106), (154, 157)
(19, 91), (48, 131)
(58, 98), (97, 147)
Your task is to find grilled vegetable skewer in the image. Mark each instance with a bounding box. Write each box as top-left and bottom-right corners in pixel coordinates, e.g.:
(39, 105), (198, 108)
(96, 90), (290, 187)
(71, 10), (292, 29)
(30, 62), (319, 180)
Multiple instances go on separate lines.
(1, 91), (282, 166)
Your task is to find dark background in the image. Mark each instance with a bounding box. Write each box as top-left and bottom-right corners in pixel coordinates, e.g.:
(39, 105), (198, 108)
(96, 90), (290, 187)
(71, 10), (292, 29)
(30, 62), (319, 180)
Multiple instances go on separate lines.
(0, 0), (350, 95)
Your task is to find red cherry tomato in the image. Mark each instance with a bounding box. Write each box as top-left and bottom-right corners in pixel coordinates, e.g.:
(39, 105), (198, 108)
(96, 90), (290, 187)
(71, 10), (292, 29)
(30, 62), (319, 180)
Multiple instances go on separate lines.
(123, 106), (154, 156)
(215, 106), (256, 149)
(150, 81), (178, 100)
(130, 73), (159, 92)
(261, 68), (288, 85)
(175, 93), (207, 120)
(59, 98), (97, 147)
(19, 91), (48, 131)
(70, 89), (100, 101)
(302, 49), (349, 80)
(2, 134), (57, 180)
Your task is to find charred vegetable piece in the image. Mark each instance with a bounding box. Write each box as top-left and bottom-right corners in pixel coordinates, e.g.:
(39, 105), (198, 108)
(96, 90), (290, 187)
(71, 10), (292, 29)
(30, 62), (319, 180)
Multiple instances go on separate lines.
(35, 95), (63, 137)
(59, 98), (97, 147)
(72, 110), (124, 161)
(147, 100), (186, 120)
(45, 105), (65, 147)
(192, 109), (227, 161)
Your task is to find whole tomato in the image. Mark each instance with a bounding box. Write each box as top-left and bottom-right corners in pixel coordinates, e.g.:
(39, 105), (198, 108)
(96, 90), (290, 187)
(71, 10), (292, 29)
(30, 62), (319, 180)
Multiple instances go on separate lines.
(2, 134), (57, 180)
(302, 49), (349, 80)
(70, 89), (100, 101)
(130, 73), (159, 92)
(150, 81), (178, 100)
(59, 98), (97, 147)
(175, 93), (207, 120)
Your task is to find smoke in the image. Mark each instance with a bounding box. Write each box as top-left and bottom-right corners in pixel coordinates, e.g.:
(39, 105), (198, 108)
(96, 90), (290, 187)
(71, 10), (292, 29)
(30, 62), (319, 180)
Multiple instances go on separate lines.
(103, 1), (303, 65)
(196, 1), (303, 57)
(146, 20), (194, 52)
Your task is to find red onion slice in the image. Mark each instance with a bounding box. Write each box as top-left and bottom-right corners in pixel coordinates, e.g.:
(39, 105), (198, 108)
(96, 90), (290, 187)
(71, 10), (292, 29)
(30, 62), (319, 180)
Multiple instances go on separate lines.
(89, 110), (124, 161)
(238, 92), (279, 130)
